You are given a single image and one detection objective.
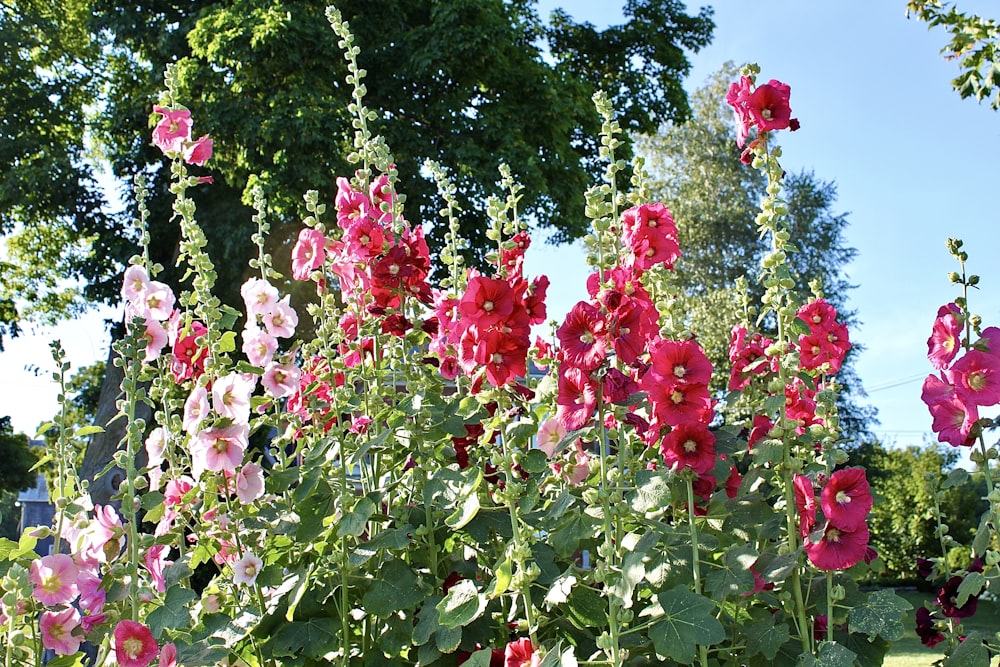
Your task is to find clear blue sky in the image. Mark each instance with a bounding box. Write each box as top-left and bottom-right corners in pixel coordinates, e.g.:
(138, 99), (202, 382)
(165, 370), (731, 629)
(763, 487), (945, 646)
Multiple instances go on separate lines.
(3, 1), (999, 451)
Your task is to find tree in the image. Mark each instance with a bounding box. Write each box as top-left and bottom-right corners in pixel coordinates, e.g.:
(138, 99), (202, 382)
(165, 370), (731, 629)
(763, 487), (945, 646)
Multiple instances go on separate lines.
(0, 417), (37, 495)
(637, 64), (876, 442)
(1, 1), (714, 501)
(907, 1), (1000, 109)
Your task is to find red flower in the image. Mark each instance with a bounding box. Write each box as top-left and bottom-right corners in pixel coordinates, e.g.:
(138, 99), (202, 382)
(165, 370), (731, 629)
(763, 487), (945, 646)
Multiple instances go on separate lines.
(555, 365), (598, 430)
(557, 301), (608, 370)
(915, 606), (945, 648)
(820, 468), (873, 532)
(660, 422), (716, 474)
(644, 378), (713, 427)
(747, 79), (793, 132)
(648, 338), (713, 386)
(504, 638), (539, 667)
(937, 575), (980, 619)
(805, 522), (870, 571)
(793, 474), (816, 539)
(113, 620), (159, 667)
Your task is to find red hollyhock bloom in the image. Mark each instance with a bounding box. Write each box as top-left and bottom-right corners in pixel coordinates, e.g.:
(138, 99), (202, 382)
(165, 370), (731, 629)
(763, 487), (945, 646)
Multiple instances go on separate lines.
(747, 79), (793, 132)
(555, 365), (598, 430)
(747, 415), (773, 450)
(113, 620), (159, 667)
(660, 422), (716, 474)
(523, 275), (549, 325)
(644, 378), (713, 427)
(626, 227), (680, 271)
(475, 330), (528, 387)
(608, 297), (653, 365)
(505, 638), (539, 667)
(335, 177), (373, 229)
(805, 522), (870, 571)
(648, 338), (713, 386)
(460, 276), (515, 329)
(797, 299), (838, 334)
(170, 321), (208, 383)
(915, 607), (946, 648)
(725, 75), (753, 147)
(793, 474), (816, 539)
(557, 301), (608, 371)
(820, 467), (873, 532)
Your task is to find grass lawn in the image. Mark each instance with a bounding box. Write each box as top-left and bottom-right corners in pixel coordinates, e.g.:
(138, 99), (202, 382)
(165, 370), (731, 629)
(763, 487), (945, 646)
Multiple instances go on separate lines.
(883, 588), (999, 667)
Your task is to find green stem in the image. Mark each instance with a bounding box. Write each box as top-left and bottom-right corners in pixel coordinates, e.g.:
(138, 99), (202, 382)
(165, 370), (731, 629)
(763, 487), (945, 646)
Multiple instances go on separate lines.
(686, 477), (709, 667)
(501, 432), (538, 644)
(596, 389), (621, 667)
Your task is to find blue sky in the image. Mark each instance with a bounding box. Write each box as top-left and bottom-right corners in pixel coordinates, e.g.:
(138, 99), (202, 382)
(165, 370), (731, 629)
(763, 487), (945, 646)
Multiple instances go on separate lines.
(3, 1), (999, 451)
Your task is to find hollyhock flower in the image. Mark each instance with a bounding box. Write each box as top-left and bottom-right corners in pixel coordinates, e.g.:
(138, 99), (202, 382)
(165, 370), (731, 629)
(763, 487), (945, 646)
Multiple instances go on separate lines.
(78, 504), (124, 564)
(369, 173), (398, 222)
(291, 227), (327, 280)
(725, 75), (754, 147)
(644, 379), (713, 427)
(77, 567), (106, 614)
(460, 276), (515, 328)
(159, 643), (178, 667)
(555, 365), (598, 430)
(557, 301), (607, 370)
(505, 638), (539, 667)
(212, 372), (256, 423)
(262, 361), (301, 399)
(747, 79), (793, 132)
(820, 467), (873, 532)
(30, 553), (80, 605)
(145, 426), (168, 467)
(476, 330), (528, 387)
(142, 281), (175, 321)
(648, 338), (713, 386)
(343, 216), (387, 261)
(183, 134), (212, 166)
(937, 575), (979, 618)
(152, 105), (192, 155)
(793, 474), (817, 539)
(915, 606), (945, 648)
(40, 607), (83, 655)
(144, 545), (172, 593)
(140, 319), (169, 363)
(190, 423), (249, 478)
(537, 418), (566, 457)
(626, 226), (681, 272)
(946, 349), (1000, 406)
(916, 557), (935, 580)
(242, 324), (278, 367)
(122, 265), (151, 303)
(798, 329), (848, 374)
(262, 296), (298, 338)
(797, 299), (838, 333)
(335, 177), (373, 229)
(747, 415), (773, 450)
(241, 277), (279, 317)
(554, 444), (591, 486)
(171, 321), (208, 383)
(183, 385), (210, 435)
(114, 620), (159, 667)
(922, 373), (978, 446)
(602, 367), (639, 405)
(164, 476), (195, 507)
(725, 465), (742, 498)
(805, 522), (870, 571)
(660, 422), (716, 474)
(523, 275), (549, 325)
(235, 462), (265, 504)
(232, 551), (264, 586)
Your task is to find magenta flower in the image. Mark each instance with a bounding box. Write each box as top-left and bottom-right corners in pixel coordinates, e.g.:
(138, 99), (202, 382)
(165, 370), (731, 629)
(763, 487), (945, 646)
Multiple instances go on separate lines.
(183, 134), (213, 166)
(922, 373), (978, 446)
(927, 303), (964, 370)
(747, 79), (793, 132)
(648, 338), (713, 386)
(40, 607), (83, 655)
(793, 474), (817, 539)
(805, 522), (870, 571)
(159, 643), (178, 667)
(113, 620), (160, 667)
(30, 553), (80, 605)
(946, 348), (1000, 406)
(725, 75), (754, 147)
(291, 227), (327, 281)
(555, 365), (598, 430)
(152, 105), (192, 155)
(557, 301), (608, 371)
(459, 276), (516, 329)
(505, 637), (540, 667)
(937, 575), (979, 619)
(144, 545), (172, 593)
(820, 467), (873, 532)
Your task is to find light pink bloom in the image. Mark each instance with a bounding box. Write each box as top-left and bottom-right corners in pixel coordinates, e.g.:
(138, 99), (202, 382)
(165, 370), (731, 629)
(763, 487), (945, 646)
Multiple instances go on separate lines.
(537, 418), (566, 458)
(190, 423), (249, 478)
(144, 545), (172, 593)
(40, 607), (83, 655)
(231, 551), (264, 586)
(183, 385), (210, 435)
(145, 427), (168, 467)
(240, 277), (279, 317)
(142, 281), (175, 321)
(159, 643), (178, 667)
(122, 265), (150, 303)
(262, 361), (301, 398)
(262, 296), (298, 338)
(235, 462), (265, 504)
(30, 554), (80, 605)
(78, 504), (124, 565)
(183, 134), (213, 166)
(291, 227), (326, 280)
(554, 445), (591, 486)
(242, 325), (278, 367)
(212, 372), (256, 424)
(152, 105), (192, 155)
(113, 619), (159, 667)
(141, 319), (169, 362)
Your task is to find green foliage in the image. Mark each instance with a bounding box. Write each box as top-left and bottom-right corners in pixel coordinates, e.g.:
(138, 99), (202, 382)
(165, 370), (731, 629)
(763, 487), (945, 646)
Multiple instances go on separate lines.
(908, 1), (1000, 109)
(0, 417), (37, 494)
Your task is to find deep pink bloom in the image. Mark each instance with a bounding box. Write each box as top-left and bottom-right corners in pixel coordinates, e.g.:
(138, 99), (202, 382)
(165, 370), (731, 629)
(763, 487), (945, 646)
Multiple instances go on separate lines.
(152, 105), (192, 155)
(505, 638), (539, 667)
(928, 303), (964, 370)
(335, 177), (373, 229)
(805, 522), (870, 571)
(159, 643), (178, 667)
(183, 134), (213, 166)
(648, 338), (713, 386)
(796, 299), (838, 333)
(660, 422), (716, 474)
(114, 620), (159, 667)
(555, 365), (598, 430)
(725, 75), (754, 147)
(30, 554), (80, 605)
(459, 276), (515, 329)
(644, 378), (713, 427)
(144, 545), (172, 593)
(557, 301), (607, 370)
(820, 467), (873, 532)
(794, 474), (817, 539)
(40, 607), (83, 655)
(922, 373), (978, 446)
(747, 80), (793, 132)
(946, 348), (1000, 406)
(291, 227), (327, 281)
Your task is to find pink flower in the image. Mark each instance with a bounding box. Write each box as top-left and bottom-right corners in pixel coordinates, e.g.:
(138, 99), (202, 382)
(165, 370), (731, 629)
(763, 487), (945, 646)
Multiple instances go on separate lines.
(212, 372), (256, 423)
(747, 80), (793, 132)
(537, 418), (567, 458)
(140, 319), (169, 363)
(144, 545), (172, 593)
(805, 522), (870, 571)
(262, 361), (301, 398)
(159, 643), (178, 667)
(40, 607), (83, 655)
(152, 105), (192, 155)
(648, 338), (713, 386)
(557, 301), (607, 371)
(505, 638), (540, 667)
(183, 134), (213, 166)
(190, 423), (249, 478)
(142, 281), (176, 321)
(113, 620), (159, 667)
(660, 422), (716, 474)
(555, 365), (598, 430)
(235, 462), (265, 504)
(946, 349), (1000, 406)
(122, 265), (151, 303)
(241, 277), (279, 317)
(242, 325), (278, 367)
(794, 474), (817, 539)
(262, 295), (298, 338)
(183, 385), (210, 435)
(291, 227), (327, 281)
(553, 445), (591, 486)
(725, 75), (754, 147)
(922, 373), (978, 446)
(30, 554), (80, 605)
(78, 504), (124, 564)
(796, 299), (838, 333)
(145, 427), (168, 467)
(820, 468), (873, 532)
(459, 276), (515, 329)
(164, 475), (195, 507)
(232, 551), (263, 586)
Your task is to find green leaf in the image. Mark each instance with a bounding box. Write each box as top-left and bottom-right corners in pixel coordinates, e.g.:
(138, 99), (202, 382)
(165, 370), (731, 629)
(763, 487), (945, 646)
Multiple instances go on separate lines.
(42, 655), (87, 667)
(437, 579), (487, 628)
(941, 467), (969, 489)
(413, 596), (443, 646)
(146, 586), (197, 637)
(631, 469), (672, 513)
(649, 586), (724, 663)
(521, 448), (549, 474)
(362, 560), (424, 617)
(956, 571), (986, 608)
(217, 330), (237, 353)
(485, 557), (512, 599)
(943, 631), (991, 667)
(608, 548), (645, 609)
(348, 428), (392, 467)
(791, 317), (812, 336)
(847, 589), (912, 641)
(338, 496), (376, 539)
(744, 615), (790, 660)
(705, 545), (757, 599)
(73, 424), (104, 437)
(270, 616), (340, 658)
(140, 491), (165, 510)
(445, 468), (482, 530)
(549, 513), (592, 558)
(797, 642), (856, 667)
(34, 422), (56, 438)
(565, 584), (606, 630)
(462, 649), (496, 667)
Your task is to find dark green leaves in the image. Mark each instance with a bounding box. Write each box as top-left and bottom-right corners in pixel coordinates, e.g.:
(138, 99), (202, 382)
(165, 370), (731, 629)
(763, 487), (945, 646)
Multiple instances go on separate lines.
(648, 586), (724, 663)
(847, 589), (912, 642)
